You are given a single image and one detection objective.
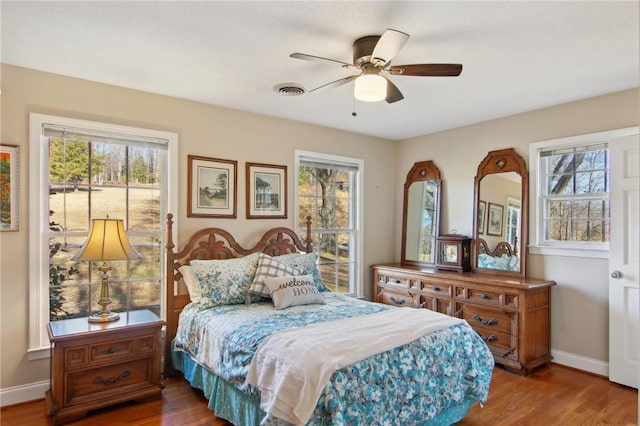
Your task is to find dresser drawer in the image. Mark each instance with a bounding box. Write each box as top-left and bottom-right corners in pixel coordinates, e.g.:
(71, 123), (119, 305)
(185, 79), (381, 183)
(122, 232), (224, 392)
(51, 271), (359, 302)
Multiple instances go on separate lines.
(462, 305), (512, 335)
(375, 272), (416, 290)
(379, 288), (414, 308)
(65, 358), (151, 406)
(472, 327), (516, 358)
(420, 281), (452, 297)
(455, 286), (519, 309)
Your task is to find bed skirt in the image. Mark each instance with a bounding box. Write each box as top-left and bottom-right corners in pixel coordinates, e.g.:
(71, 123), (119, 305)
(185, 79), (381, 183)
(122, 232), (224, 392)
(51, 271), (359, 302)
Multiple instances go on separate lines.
(172, 344), (477, 426)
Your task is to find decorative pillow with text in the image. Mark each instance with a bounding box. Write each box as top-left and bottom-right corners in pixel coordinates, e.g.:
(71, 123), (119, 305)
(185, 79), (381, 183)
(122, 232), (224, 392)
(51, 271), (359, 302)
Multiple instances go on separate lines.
(264, 274), (326, 310)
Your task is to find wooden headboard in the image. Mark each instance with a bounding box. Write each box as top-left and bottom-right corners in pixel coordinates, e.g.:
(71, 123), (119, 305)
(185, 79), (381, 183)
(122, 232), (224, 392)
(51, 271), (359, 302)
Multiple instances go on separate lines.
(163, 213), (312, 377)
(478, 238), (517, 257)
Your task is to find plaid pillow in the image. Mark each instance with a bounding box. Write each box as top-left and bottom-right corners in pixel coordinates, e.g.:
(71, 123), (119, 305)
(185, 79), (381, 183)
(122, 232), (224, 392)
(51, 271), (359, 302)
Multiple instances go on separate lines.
(249, 253), (303, 298)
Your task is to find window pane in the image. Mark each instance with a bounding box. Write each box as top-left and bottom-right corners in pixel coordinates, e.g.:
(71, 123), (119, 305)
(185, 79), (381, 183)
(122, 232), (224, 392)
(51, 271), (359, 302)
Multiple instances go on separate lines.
(129, 146), (161, 188)
(546, 199), (571, 220)
(130, 280), (161, 314)
(129, 236), (162, 278)
(545, 219), (571, 241)
(51, 284), (91, 320)
(49, 139), (90, 185)
(91, 186), (127, 219)
(49, 189), (90, 232)
(129, 188), (161, 231)
(94, 143), (127, 185)
(575, 171), (607, 193)
(548, 174), (574, 194)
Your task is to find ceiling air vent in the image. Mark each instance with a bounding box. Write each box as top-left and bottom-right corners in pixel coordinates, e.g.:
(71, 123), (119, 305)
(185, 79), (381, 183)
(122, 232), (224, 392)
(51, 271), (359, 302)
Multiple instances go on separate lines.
(273, 83), (308, 96)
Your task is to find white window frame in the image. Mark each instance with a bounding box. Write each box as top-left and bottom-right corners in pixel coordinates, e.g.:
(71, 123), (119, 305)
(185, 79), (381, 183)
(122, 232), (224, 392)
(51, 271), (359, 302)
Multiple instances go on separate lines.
(28, 113), (178, 359)
(529, 127), (636, 259)
(294, 150), (364, 297)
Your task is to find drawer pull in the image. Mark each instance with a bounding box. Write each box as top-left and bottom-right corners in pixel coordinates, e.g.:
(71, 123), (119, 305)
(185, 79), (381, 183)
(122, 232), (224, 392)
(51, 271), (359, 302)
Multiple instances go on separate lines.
(479, 293), (492, 299)
(432, 286), (441, 291)
(473, 314), (498, 326)
(389, 295), (407, 306)
(93, 370), (130, 386)
(481, 334), (498, 342)
(103, 346), (119, 354)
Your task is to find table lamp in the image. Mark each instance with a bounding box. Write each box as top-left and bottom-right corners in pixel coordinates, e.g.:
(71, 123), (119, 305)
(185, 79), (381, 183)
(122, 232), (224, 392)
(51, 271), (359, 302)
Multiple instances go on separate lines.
(72, 218), (141, 323)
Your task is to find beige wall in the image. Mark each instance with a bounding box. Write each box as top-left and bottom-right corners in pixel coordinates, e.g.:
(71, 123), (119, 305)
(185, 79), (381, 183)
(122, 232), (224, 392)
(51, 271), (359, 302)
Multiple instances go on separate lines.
(0, 64), (397, 390)
(396, 88), (640, 362)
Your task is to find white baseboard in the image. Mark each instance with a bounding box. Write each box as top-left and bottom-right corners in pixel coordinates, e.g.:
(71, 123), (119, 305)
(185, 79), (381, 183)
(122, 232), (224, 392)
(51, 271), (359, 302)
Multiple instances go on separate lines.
(0, 380), (49, 407)
(551, 348), (609, 377)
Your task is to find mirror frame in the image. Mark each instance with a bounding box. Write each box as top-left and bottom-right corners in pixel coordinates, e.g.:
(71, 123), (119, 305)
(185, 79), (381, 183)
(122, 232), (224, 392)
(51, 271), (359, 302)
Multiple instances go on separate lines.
(401, 161), (442, 267)
(472, 148), (528, 277)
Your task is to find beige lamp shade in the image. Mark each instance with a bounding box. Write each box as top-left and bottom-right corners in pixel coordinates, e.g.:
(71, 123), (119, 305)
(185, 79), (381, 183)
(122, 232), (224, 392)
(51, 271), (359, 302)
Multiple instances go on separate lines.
(72, 218), (141, 261)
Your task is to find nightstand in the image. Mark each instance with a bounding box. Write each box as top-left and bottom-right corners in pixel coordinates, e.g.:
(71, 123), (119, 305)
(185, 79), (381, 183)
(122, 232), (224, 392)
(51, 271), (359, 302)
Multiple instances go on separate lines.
(45, 309), (165, 425)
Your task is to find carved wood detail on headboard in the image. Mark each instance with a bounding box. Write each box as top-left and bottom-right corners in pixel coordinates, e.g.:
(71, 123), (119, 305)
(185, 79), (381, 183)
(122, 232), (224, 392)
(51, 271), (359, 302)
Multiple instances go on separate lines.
(163, 213), (312, 377)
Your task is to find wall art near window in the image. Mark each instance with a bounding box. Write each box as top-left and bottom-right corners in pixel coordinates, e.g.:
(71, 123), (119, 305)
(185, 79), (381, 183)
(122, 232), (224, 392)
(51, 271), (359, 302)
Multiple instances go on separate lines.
(477, 200), (486, 235)
(487, 202), (504, 236)
(188, 155), (237, 218)
(246, 162), (287, 219)
(0, 144), (19, 231)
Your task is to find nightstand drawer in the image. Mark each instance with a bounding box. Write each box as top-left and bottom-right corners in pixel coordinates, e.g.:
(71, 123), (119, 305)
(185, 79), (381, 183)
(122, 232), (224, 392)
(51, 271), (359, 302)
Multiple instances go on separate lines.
(65, 358), (151, 406)
(90, 339), (135, 363)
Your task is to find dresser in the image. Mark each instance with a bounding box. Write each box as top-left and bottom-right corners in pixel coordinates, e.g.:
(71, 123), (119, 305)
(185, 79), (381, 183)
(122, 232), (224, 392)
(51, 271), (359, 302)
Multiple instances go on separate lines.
(46, 309), (165, 425)
(372, 263), (555, 375)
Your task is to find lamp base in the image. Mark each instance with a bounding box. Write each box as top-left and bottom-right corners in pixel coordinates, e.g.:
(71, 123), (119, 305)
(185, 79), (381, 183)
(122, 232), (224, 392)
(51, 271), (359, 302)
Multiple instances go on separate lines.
(88, 311), (120, 323)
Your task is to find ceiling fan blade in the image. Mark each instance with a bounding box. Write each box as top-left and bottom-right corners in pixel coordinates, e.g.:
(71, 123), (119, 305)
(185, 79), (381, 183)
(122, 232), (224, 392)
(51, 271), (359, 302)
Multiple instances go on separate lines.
(388, 63), (463, 77)
(309, 75), (357, 93)
(290, 53), (354, 69)
(371, 29), (409, 67)
(385, 78), (404, 104)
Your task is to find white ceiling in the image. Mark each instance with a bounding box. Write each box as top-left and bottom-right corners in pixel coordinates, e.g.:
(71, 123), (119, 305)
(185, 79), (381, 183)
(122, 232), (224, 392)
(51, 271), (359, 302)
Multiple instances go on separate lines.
(2, 1), (638, 141)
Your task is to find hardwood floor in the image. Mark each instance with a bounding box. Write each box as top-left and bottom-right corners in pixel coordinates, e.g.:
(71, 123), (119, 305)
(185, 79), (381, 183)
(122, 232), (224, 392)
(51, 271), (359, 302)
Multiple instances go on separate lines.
(1, 364), (637, 425)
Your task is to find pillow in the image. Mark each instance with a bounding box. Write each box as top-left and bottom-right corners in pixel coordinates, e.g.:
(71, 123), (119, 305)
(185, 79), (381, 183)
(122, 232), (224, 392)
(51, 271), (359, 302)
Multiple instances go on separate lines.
(190, 252), (260, 308)
(178, 265), (201, 303)
(249, 253), (304, 298)
(264, 275), (325, 310)
(274, 252), (329, 292)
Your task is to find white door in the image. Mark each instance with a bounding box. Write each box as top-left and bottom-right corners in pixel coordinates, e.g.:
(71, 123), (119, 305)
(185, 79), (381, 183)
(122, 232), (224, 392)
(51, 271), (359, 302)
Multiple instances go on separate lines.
(609, 130), (640, 389)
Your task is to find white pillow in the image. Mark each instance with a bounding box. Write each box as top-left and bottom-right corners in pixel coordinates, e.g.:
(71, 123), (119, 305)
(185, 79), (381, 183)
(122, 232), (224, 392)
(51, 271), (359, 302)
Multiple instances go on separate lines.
(264, 274), (325, 310)
(249, 253), (304, 299)
(178, 265), (201, 303)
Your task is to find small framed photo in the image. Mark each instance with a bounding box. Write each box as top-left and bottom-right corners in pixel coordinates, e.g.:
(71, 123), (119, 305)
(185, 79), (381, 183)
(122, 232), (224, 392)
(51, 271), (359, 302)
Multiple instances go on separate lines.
(187, 155), (237, 218)
(1, 144), (20, 231)
(477, 200), (486, 235)
(246, 162), (287, 219)
(487, 202), (504, 236)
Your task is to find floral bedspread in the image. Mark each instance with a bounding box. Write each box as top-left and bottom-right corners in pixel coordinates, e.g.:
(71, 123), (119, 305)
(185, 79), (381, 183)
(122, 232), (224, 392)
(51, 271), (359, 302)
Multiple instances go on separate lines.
(174, 293), (494, 426)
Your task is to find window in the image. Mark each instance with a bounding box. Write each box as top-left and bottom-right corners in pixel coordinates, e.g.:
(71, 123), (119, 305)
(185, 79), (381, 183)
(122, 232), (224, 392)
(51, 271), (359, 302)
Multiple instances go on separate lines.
(505, 197), (521, 251)
(295, 151), (363, 297)
(29, 114), (177, 358)
(529, 129), (625, 257)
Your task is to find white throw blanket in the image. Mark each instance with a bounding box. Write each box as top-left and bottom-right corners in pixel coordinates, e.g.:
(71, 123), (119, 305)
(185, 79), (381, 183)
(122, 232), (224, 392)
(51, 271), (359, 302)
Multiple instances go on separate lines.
(245, 307), (465, 425)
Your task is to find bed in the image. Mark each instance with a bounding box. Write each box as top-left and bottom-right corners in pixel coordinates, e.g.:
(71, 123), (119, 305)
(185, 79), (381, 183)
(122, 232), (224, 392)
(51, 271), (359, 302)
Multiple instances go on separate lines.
(164, 214), (494, 426)
(477, 238), (520, 271)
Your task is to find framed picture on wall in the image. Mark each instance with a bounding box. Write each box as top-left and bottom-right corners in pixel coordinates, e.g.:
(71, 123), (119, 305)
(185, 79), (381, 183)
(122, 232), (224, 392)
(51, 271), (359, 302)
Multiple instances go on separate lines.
(487, 202), (504, 236)
(187, 155), (237, 218)
(0, 144), (20, 231)
(246, 162), (287, 219)
(477, 200), (486, 235)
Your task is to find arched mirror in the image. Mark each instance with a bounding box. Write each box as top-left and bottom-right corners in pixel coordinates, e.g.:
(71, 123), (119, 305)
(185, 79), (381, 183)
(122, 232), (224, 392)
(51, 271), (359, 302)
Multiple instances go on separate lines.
(401, 161), (442, 267)
(473, 148), (528, 277)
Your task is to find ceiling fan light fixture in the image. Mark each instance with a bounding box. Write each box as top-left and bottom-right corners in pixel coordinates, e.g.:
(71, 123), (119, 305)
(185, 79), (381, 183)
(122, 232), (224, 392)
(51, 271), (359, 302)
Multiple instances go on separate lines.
(354, 73), (387, 102)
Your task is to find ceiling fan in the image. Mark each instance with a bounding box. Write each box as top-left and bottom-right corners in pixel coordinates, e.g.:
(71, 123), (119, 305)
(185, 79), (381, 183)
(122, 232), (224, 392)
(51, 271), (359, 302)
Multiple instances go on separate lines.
(290, 29), (462, 103)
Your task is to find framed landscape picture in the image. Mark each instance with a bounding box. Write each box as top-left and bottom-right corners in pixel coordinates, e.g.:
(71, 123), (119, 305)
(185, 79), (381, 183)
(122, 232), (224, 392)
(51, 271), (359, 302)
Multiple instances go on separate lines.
(187, 155), (237, 218)
(0, 144), (19, 231)
(246, 162), (287, 219)
(487, 202), (504, 236)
